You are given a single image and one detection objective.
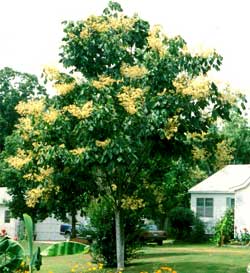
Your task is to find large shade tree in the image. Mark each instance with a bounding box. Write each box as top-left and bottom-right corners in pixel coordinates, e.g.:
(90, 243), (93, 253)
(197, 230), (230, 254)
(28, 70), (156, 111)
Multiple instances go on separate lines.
(2, 1), (245, 269)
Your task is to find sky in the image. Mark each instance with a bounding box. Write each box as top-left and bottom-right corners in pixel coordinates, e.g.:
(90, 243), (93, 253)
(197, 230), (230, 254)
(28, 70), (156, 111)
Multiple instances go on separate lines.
(1, 0), (250, 99)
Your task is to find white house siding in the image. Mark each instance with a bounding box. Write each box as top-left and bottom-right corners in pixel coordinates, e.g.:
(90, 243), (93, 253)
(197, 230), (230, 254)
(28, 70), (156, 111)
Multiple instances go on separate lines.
(235, 183), (250, 234)
(35, 217), (65, 241)
(0, 204), (19, 238)
(190, 192), (234, 234)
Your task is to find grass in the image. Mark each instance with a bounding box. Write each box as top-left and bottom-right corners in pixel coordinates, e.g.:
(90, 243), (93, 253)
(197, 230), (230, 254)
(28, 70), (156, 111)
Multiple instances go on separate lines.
(25, 241), (250, 273)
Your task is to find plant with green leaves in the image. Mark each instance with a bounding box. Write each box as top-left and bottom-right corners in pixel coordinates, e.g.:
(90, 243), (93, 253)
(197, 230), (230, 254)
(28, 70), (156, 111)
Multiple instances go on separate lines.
(213, 209), (234, 246)
(0, 236), (25, 272)
(2, 1), (245, 270)
(23, 213), (42, 272)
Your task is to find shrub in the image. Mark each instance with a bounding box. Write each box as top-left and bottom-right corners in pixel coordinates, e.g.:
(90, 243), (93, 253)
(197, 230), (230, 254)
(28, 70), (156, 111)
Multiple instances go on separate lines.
(87, 198), (142, 267)
(189, 216), (207, 243)
(168, 206), (206, 243)
(213, 209), (234, 246)
(168, 207), (195, 241)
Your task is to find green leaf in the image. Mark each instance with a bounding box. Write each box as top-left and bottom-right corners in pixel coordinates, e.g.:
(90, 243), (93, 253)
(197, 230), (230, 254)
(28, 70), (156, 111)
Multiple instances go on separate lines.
(0, 236), (25, 271)
(23, 213), (33, 261)
(41, 241), (89, 256)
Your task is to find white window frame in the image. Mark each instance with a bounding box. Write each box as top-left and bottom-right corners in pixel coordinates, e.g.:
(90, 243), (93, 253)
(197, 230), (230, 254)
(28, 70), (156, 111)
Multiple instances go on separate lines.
(196, 197), (213, 218)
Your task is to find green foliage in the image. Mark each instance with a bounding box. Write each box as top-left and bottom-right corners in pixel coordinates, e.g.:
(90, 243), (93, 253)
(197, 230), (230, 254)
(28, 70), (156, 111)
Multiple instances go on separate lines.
(0, 236), (25, 272)
(213, 209), (234, 246)
(41, 242), (89, 257)
(0, 67), (46, 152)
(87, 198), (142, 267)
(23, 213), (42, 272)
(168, 207), (206, 243)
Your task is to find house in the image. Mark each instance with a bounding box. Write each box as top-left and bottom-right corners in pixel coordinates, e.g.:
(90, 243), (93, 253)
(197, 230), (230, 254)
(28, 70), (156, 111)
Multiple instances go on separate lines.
(189, 164), (250, 234)
(0, 187), (86, 241)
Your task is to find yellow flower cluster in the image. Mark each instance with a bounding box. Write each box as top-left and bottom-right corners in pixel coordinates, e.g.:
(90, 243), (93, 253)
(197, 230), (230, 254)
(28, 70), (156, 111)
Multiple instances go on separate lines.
(190, 165), (207, 181)
(23, 167), (54, 182)
(15, 99), (44, 116)
(192, 146), (208, 160)
(215, 140), (235, 170)
(43, 108), (60, 124)
(92, 75), (117, 89)
(173, 73), (210, 99)
(219, 88), (241, 106)
(6, 149), (32, 170)
(63, 101), (93, 119)
(53, 82), (76, 96)
(43, 65), (61, 81)
(147, 25), (166, 57)
(181, 44), (215, 59)
(186, 131), (207, 140)
(108, 15), (137, 31)
(70, 147), (86, 155)
(95, 138), (111, 148)
(80, 15), (137, 38)
(26, 188), (43, 208)
(120, 63), (148, 79)
(121, 196), (145, 210)
(117, 86), (144, 115)
(164, 116), (179, 140)
(15, 117), (33, 131)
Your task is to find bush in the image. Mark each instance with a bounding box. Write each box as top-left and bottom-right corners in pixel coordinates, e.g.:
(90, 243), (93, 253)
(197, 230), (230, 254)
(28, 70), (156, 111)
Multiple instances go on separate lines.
(87, 198), (142, 267)
(190, 216), (207, 243)
(168, 207), (206, 243)
(213, 209), (234, 246)
(168, 207), (194, 241)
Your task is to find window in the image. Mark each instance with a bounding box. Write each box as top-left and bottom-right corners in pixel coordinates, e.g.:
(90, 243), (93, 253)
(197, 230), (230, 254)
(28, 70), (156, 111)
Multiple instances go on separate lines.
(196, 198), (213, 217)
(4, 210), (11, 223)
(226, 197), (235, 209)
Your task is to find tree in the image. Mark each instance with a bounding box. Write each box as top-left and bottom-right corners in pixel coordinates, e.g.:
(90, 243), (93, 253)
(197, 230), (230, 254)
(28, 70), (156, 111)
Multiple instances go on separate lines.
(221, 112), (250, 164)
(2, 1), (244, 270)
(0, 67), (46, 152)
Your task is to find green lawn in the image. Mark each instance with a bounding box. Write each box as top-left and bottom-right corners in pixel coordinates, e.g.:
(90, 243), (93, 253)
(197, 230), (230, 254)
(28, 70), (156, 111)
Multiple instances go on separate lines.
(32, 241), (250, 273)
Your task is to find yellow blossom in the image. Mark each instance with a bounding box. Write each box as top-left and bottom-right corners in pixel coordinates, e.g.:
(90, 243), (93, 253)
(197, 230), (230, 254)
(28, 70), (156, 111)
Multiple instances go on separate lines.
(63, 101), (93, 119)
(111, 184), (117, 191)
(117, 86), (144, 114)
(43, 65), (61, 81)
(121, 196), (145, 210)
(120, 63), (148, 79)
(95, 138), (111, 148)
(164, 116), (179, 140)
(173, 72), (210, 99)
(70, 147), (86, 155)
(215, 140), (235, 170)
(147, 25), (166, 57)
(192, 146), (208, 161)
(43, 108), (60, 124)
(109, 15), (137, 31)
(5, 149), (32, 170)
(26, 188), (44, 208)
(53, 82), (76, 96)
(92, 75), (117, 89)
(15, 99), (45, 116)
(15, 117), (33, 131)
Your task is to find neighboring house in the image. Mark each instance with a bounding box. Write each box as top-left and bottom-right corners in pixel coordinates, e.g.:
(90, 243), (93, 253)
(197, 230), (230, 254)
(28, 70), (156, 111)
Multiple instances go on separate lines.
(0, 187), (86, 241)
(189, 164), (250, 234)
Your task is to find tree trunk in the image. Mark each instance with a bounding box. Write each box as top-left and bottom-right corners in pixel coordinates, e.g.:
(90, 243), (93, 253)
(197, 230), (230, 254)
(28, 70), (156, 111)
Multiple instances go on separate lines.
(71, 212), (77, 239)
(115, 208), (124, 271)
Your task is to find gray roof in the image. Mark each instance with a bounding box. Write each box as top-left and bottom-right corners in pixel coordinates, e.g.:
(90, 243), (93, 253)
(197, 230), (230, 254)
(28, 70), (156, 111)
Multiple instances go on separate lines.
(189, 165), (250, 194)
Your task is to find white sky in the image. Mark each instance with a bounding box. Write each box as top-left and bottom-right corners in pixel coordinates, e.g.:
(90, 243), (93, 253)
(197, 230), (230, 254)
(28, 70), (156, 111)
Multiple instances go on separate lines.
(1, 0), (250, 98)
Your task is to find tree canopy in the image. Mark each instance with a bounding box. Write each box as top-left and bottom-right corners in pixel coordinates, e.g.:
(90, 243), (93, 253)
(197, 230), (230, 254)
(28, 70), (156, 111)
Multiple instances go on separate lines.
(1, 1), (245, 269)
